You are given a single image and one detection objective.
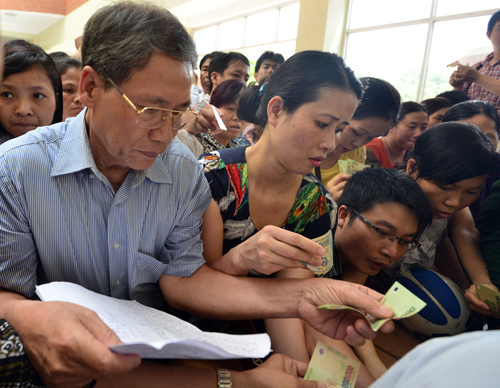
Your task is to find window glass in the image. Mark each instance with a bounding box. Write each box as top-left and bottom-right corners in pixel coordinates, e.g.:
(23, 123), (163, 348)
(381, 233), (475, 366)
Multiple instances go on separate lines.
(436, 1), (499, 17)
(245, 9), (277, 47)
(278, 3), (300, 41)
(345, 24), (428, 101)
(195, 25), (217, 54)
(349, 0), (432, 29)
(218, 19), (244, 51)
(423, 15), (492, 99)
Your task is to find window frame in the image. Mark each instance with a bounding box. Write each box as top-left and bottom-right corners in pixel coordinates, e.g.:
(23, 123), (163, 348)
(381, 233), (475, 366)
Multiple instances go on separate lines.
(343, 0), (499, 100)
(193, 1), (300, 57)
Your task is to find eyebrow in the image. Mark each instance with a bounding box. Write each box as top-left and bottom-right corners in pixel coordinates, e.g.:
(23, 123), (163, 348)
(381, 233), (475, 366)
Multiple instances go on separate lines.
(318, 113), (350, 126)
(140, 97), (191, 109)
(375, 219), (417, 238)
(356, 126), (370, 135)
(449, 183), (484, 190)
(1, 83), (51, 92)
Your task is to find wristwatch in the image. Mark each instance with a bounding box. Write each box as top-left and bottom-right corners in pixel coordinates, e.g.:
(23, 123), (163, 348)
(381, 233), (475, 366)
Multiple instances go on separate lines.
(216, 368), (232, 388)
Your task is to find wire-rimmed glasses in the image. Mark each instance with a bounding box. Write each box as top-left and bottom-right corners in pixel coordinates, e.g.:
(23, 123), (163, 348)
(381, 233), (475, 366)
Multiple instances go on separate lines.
(107, 77), (197, 130)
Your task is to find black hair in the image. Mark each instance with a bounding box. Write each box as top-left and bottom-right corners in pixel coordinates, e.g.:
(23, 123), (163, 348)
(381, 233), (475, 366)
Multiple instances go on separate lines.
(210, 79), (246, 108)
(410, 122), (496, 184)
(3, 40), (32, 50)
(255, 51), (285, 73)
(208, 52), (250, 92)
(353, 77), (401, 126)
(49, 51), (70, 64)
(338, 168), (432, 235)
(56, 57), (83, 76)
(396, 101), (428, 125)
(442, 100), (500, 136)
(1, 40), (63, 130)
(420, 97), (452, 116)
(488, 10), (500, 34)
(237, 51), (363, 128)
(237, 83), (261, 124)
(199, 51), (221, 70)
(436, 90), (470, 106)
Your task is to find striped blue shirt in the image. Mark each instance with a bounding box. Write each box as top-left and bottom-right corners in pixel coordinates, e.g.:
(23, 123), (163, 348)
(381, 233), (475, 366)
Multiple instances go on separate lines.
(0, 110), (210, 308)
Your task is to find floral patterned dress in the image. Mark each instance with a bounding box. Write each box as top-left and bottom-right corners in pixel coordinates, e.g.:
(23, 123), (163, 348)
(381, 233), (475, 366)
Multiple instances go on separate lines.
(199, 146), (342, 279)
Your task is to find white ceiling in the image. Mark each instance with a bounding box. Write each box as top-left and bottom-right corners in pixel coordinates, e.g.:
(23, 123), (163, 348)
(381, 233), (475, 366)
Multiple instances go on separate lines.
(169, 0), (296, 28)
(1, 10), (64, 36)
(0, 0), (294, 45)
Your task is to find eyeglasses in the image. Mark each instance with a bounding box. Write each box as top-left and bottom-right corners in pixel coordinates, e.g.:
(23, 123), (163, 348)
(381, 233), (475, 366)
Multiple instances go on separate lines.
(107, 77), (197, 130)
(348, 207), (420, 252)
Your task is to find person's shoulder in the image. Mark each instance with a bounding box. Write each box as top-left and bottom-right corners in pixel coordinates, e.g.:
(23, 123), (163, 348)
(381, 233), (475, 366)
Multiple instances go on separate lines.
(492, 178), (500, 192)
(478, 53), (494, 66)
(0, 121), (68, 160)
(352, 145), (366, 161)
(303, 173), (334, 203)
(199, 146), (247, 171)
(365, 137), (383, 149)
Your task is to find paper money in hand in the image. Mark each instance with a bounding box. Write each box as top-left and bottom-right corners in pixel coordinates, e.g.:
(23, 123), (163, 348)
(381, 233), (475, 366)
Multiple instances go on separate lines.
(338, 158), (369, 175)
(318, 281), (427, 331)
(348, 159), (369, 173)
(338, 160), (348, 174)
(302, 230), (334, 275)
(304, 341), (360, 388)
(475, 284), (500, 317)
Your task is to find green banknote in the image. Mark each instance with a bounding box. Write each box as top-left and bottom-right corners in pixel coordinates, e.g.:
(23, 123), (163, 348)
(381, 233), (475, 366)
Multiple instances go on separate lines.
(318, 282), (427, 331)
(338, 159), (369, 175)
(475, 284), (500, 317)
(303, 230), (334, 275)
(348, 159), (369, 173)
(338, 160), (348, 174)
(304, 341), (360, 388)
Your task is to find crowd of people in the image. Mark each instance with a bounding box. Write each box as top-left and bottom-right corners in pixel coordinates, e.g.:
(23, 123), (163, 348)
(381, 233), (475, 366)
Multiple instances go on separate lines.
(0, 2), (498, 387)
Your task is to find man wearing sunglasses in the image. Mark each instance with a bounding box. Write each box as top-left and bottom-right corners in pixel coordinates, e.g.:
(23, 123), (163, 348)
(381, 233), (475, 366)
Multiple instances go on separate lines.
(0, 3), (396, 388)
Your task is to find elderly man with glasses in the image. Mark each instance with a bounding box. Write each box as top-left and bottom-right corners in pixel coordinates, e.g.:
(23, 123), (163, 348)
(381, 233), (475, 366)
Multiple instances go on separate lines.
(0, 2), (397, 388)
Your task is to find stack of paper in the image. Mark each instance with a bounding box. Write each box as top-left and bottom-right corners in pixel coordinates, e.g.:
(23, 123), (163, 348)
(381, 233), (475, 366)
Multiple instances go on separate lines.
(36, 282), (271, 360)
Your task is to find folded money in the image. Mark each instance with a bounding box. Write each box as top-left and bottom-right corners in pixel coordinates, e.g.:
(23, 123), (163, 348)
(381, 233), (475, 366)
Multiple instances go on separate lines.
(475, 284), (500, 317)
(302, 230), (334, 275)
(318, 281), (427, 331)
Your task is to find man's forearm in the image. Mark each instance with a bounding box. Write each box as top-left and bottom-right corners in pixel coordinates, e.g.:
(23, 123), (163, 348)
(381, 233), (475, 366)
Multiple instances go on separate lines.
(0, 289), (31, 326)
(454, 229), (492, 284)
(161, 265), (303, 320)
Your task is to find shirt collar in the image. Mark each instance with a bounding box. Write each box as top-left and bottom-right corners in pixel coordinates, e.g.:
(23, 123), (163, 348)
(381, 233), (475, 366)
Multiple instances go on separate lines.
(51, 109), (94, 177)
(483, 52), (500, 66)
(51, 108), (172, 186)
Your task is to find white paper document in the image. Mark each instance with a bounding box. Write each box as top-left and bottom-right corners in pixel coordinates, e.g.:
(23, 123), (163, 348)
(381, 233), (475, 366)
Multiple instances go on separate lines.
(36, 282), (271, 360)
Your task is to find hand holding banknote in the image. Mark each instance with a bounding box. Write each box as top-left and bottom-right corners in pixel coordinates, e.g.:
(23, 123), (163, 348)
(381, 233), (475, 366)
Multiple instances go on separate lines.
(233, 225), (327, 276)
(297, 281), (395, 347)
(475, 284), (500, 317)
(466, 283), (500, 317)
(239, 353), (327, 388)
(317, 282), (426, 331)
